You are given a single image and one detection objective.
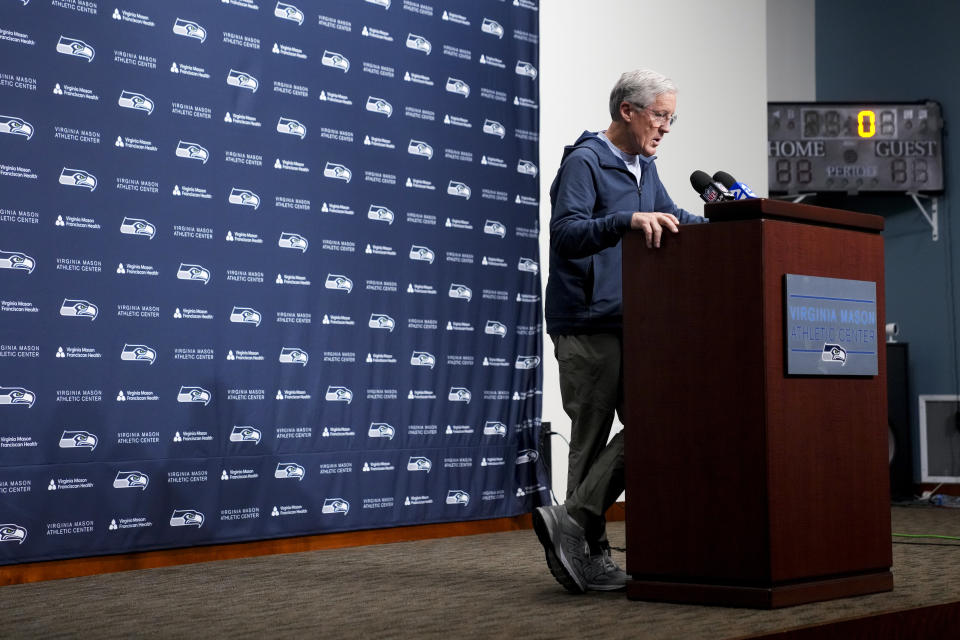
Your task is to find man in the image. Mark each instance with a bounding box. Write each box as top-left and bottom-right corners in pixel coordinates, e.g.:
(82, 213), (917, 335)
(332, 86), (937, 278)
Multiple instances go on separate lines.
(533, 69), (705, 593)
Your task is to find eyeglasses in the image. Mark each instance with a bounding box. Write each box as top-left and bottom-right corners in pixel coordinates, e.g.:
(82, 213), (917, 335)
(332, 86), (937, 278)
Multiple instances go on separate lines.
(639, 106), (678, 126)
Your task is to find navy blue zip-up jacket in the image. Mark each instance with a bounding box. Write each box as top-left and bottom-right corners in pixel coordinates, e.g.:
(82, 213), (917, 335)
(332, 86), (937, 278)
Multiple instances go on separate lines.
(545, 131), (705, 335)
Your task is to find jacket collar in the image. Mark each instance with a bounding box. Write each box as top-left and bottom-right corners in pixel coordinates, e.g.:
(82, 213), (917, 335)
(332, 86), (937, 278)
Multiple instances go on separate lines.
(568, 130), (656, 170)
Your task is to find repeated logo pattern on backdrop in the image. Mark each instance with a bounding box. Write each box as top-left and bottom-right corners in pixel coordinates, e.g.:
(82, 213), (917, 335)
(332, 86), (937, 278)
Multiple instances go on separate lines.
(0, 0), (544, 564)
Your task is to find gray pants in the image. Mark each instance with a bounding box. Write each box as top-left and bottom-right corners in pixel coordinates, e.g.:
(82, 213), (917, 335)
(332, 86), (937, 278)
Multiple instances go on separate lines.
(552, 333), (626, 553)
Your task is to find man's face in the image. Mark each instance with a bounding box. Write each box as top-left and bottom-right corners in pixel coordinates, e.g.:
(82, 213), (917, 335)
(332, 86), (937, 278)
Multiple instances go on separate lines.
(623, 92), (676, 157)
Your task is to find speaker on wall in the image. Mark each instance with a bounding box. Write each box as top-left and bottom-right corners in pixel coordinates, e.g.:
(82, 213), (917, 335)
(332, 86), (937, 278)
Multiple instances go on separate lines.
(887, 343), (914, 499)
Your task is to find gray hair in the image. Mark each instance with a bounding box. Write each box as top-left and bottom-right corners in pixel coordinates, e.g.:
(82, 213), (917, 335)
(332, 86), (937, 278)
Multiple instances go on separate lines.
(609, 69), (677, 121)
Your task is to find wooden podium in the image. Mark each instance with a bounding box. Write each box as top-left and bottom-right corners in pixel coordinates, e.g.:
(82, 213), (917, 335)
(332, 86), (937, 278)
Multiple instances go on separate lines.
(622, 199), (893, 608)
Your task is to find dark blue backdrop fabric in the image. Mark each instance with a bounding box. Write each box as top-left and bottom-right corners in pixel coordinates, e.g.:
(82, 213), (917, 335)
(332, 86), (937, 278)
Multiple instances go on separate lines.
(0, 0), (545, 564)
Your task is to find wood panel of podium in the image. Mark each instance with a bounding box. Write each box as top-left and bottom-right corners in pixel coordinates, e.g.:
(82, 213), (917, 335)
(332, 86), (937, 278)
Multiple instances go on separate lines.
(622, 198), (892, 608)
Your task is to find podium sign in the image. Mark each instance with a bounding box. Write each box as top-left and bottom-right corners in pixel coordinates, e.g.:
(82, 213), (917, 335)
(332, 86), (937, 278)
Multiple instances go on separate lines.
(784, 274), (879, 376)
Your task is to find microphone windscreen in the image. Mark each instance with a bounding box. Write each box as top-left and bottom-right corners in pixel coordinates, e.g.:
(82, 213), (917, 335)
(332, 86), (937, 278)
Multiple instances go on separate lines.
(712, 171), (737, 190)
(690, 170), (713, 192)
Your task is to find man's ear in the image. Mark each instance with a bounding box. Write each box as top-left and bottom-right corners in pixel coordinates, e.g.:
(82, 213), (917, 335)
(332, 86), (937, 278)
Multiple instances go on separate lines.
(619, 101), (634, 123)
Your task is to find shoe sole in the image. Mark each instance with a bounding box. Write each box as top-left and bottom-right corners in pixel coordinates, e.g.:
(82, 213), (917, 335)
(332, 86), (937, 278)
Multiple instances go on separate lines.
(585, 581), (626, 592)
(532, 507), (586, 594)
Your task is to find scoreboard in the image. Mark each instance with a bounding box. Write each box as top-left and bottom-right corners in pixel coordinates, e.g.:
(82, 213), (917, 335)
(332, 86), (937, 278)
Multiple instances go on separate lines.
(768, 102), (944, 194)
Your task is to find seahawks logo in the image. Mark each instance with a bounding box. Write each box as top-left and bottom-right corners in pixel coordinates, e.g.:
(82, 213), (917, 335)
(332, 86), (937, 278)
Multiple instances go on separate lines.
(170, 509), (204, 528)
(113, 471), (149, 490)
(229, 425), (262, 443)
(278, 232), (308, 252)
(446, 490), (470, 506)
(481, 18), (504, 38)
(227, 69), (259, 92)
(407, 456), (432, 472)
(229, 188), (260, 210)
(516, 449), (539, 464)
(322, 498), (350, 515)
(448, 387), (471, 403)
(0, 115), (34, 140)
(410, 351), (436, 369)
(368, 422), (395, 439)
(277, 117), (306, 139)
(483, 220), (506, 238)
(274, 2), (304, 24)
(56, 36), (95, 61)
(229, 306), (262, 326)
(445, 77), (470, 97)
(368, 313), (395, 331)
(367, 205), (395, 225)
(407, 139), (433, 159)
(517, 159), (539, 176)
(175, 140), (209, 164)
(483, 119), (506, 139)
(325, 274), (353, 292)
(279, 347), (308, 366)
(120, 344), (157, 365)
(409, 245), (435, 264)
(448, 284), (472, 301)
(518, 257), (540, 273)
(176, 263), (211, 284)
(120, 217), (156, 239)
(177, 386), (211, 405)
(484, 321), (507, 338)
(515, 355), (541, 370)
(483, 421), (507, 437)
(59, 168), (97, 191)
(0, 386), (36, 407)
(0, 524), (27, 544)
(405, 33), (432, 54)
(59, 430), (98, 450)
(323, 162), (352, 183)
(365, 97), (393, 117)
(325, 386), (353, 403)
(0, 250), (35, 273)
(822, 343), (848, 364)
(117, 91), (154, 114)
(515, 61), (538, 79)
(173, 18), (207, 42)
(447, 181), (471, 199)
(60, 298), (98, 320)
(275, 462), (305, 480)
(321, 50), (350, 72)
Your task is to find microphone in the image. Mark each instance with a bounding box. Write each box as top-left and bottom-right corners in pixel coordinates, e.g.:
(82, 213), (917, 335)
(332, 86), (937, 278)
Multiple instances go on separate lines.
(712, 170), (759, 200)
(690, 170), (733, 203)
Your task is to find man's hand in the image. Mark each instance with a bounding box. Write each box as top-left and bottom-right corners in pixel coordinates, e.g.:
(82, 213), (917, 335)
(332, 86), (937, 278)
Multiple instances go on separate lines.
(630, 212), (680, 248)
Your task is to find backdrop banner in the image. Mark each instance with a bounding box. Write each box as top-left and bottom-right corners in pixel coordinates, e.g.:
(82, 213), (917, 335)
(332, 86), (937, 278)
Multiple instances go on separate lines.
(0, 0), (544, 564)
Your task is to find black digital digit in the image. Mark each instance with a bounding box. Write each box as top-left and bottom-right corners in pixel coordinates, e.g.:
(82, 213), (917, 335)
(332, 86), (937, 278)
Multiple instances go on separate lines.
(776, 159), (791, 184)
(803, 111), (820, 138)
(797, 159), (812, 184)
(915, 159), (928, 184)
(891, 158), (907, 184)
(880, 110), (895, 136)
(824, 110), (841, 137)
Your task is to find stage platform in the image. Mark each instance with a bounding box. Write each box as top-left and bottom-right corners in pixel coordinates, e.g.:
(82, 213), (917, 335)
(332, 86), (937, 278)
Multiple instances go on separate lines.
(1, 505), (958, 638)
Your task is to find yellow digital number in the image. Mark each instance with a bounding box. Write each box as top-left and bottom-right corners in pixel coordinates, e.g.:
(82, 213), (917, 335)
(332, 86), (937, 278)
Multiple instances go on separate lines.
(857, 110), (876, 138)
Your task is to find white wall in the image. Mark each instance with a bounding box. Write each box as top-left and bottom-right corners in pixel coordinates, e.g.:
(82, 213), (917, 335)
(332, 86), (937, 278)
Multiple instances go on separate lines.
(537, 0), (771, 497)
(766, 0), (816, 101)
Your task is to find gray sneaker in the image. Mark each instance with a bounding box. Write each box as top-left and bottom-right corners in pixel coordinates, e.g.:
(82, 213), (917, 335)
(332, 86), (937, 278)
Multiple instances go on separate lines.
(584, 549), (628, 591)
(532, 505), (589, 594)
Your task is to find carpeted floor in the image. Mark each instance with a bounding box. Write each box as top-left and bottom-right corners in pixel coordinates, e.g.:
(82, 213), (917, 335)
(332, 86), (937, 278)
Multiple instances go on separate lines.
(0, 505), (958, 639)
